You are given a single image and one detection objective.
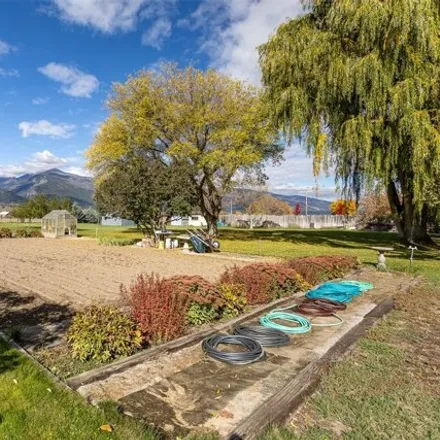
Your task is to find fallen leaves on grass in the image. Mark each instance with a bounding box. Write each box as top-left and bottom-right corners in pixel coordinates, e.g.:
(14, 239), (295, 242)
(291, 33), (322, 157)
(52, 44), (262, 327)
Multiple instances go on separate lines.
(99, 424), (113, 432)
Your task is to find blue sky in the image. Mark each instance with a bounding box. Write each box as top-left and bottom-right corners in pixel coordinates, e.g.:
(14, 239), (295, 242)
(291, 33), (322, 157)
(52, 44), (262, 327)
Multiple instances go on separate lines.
(0, 0), (337, 199)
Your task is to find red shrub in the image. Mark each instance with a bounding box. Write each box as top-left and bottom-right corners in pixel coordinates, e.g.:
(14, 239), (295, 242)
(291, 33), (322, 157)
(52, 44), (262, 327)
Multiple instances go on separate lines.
(126, 274), (190, 344)
(285, 256), (358, 285)
(220, 263), (308, 305)
(126, 274), (225, 344)
(166, 275), (224, 310)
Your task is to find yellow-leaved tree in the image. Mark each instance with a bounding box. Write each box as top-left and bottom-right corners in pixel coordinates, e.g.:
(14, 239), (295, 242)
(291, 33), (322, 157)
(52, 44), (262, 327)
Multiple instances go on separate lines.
(87, 64), (281, 235)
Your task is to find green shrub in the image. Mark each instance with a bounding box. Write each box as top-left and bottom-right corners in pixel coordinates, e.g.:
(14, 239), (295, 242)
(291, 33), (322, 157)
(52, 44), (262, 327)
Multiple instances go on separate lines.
(0, 228), (13, 238)
(15, 229), (29, 238)
(218, 283), (247, 318)
(28, 230), (43, 238)
(66, 305), (143, 362)
(186, 302), (218, 325)
(98, 237), (136, 246)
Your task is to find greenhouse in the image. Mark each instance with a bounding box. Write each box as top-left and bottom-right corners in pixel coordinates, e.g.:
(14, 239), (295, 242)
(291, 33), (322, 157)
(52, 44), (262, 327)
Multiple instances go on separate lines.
(41, 210), (77, 239)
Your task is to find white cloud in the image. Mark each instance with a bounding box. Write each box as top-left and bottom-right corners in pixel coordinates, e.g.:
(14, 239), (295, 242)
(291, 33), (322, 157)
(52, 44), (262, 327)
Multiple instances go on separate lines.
(185, 0), (303, 84)
(32, 97), (50, 105)
(265, 147), (338, 200)
(0, 39), (16, 56)
(0, 151), (91, 178)
(0, 68), (19, 77)
(62, 166), (92, 177)
(141, 17), (171, 48)
(0, 150), (71, 177)
(49, 0), (176, 38)
(38, 62), (99, 98)
(18, 120), (76, 139)
(50, 0), (145, 33)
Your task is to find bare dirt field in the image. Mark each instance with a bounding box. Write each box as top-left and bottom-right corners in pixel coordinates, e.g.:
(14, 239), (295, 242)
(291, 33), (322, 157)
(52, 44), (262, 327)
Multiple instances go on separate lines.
(0, 238), (253, 310)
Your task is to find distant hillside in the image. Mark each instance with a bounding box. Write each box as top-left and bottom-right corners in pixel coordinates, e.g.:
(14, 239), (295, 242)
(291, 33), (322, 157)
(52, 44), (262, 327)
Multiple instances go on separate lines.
(272, 193), (331, 214)
(0, 169), (94, 206)
(222, 189), (331, 215)
(0, 169), (331, 214)
(0, 189), (26, 204)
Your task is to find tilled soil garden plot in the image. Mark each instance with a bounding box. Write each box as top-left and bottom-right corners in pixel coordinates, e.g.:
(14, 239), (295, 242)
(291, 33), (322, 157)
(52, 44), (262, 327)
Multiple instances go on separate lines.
(0, 238), (251, 309)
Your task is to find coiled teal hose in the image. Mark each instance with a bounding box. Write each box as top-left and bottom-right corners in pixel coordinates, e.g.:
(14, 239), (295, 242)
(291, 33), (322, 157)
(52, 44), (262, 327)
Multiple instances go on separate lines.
(259, 311), (311, 334)
(331, 280), (374, 292)
(305, 282), (361, 303)
(273, 303), (345, 328)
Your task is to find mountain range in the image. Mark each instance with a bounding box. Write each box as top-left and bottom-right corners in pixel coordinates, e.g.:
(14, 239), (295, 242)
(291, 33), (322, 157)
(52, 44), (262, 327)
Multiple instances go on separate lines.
(0, 169), (94, 207)
(0, 168), (331, 214)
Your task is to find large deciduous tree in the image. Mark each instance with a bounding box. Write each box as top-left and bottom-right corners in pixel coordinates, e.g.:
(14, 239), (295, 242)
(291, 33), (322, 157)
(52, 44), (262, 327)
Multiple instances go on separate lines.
(87, 64), (281, 235)
(94, 154), (196, 235)
(259, 0), (440, 243)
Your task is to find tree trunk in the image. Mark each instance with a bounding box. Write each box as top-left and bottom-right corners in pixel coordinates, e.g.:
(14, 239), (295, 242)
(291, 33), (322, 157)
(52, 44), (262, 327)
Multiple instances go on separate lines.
(201, 210), (218, 236)
(387, 181), (431, 244)
(198, 178), (222, 237)
(402, 203), (431, 245)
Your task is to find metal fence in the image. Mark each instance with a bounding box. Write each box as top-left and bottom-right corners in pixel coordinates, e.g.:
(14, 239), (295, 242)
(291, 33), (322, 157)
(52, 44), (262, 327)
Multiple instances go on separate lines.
(219, 214), (355, 229)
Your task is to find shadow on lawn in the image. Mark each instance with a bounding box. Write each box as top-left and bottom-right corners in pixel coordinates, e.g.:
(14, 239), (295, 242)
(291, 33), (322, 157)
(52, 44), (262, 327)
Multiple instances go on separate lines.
(219, 228), (440, 263)
(0, 342), (21, 374)
(219, 228), (398, 247)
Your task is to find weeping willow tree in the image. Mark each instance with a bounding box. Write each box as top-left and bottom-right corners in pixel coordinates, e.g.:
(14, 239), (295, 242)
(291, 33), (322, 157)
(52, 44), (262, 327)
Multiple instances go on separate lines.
(260, 0), (440, 243)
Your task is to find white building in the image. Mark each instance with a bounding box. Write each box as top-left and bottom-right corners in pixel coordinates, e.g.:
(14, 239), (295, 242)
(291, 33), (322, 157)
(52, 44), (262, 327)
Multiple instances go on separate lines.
(101, 216), (135, 226)
(170, 215), (207, 227)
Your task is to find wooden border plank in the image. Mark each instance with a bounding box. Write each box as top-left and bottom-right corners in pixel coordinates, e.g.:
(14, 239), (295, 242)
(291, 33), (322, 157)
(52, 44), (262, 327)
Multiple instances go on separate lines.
(226, 298), (394, 440)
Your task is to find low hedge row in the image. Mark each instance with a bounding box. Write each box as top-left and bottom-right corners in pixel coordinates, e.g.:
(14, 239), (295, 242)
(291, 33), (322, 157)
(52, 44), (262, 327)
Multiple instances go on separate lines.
(0, 227), (43, 238)
(67, 255), (358, 361)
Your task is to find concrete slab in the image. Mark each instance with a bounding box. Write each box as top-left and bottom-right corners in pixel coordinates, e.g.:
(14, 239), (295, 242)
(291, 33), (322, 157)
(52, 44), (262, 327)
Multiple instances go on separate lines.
(74, 270), (414, 437)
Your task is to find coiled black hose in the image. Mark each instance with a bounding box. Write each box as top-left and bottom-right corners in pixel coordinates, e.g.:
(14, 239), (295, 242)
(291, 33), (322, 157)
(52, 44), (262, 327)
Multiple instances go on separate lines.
(233, 326), (290, 347)
(202, 334), (265, 365)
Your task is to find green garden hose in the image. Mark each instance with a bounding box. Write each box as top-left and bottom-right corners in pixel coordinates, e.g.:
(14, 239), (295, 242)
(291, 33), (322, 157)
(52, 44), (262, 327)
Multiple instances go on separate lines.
(259, 310), (311, 334)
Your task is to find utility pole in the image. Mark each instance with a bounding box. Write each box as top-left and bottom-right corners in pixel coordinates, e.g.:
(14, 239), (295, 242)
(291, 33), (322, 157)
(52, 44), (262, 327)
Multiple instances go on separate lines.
(305, 189), (308, 216)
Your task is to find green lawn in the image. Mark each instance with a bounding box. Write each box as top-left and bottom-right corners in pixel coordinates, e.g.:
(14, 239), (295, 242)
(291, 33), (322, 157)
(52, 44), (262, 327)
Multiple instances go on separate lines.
(219, 228), (440, 281)
(0, 339), (157, 440)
